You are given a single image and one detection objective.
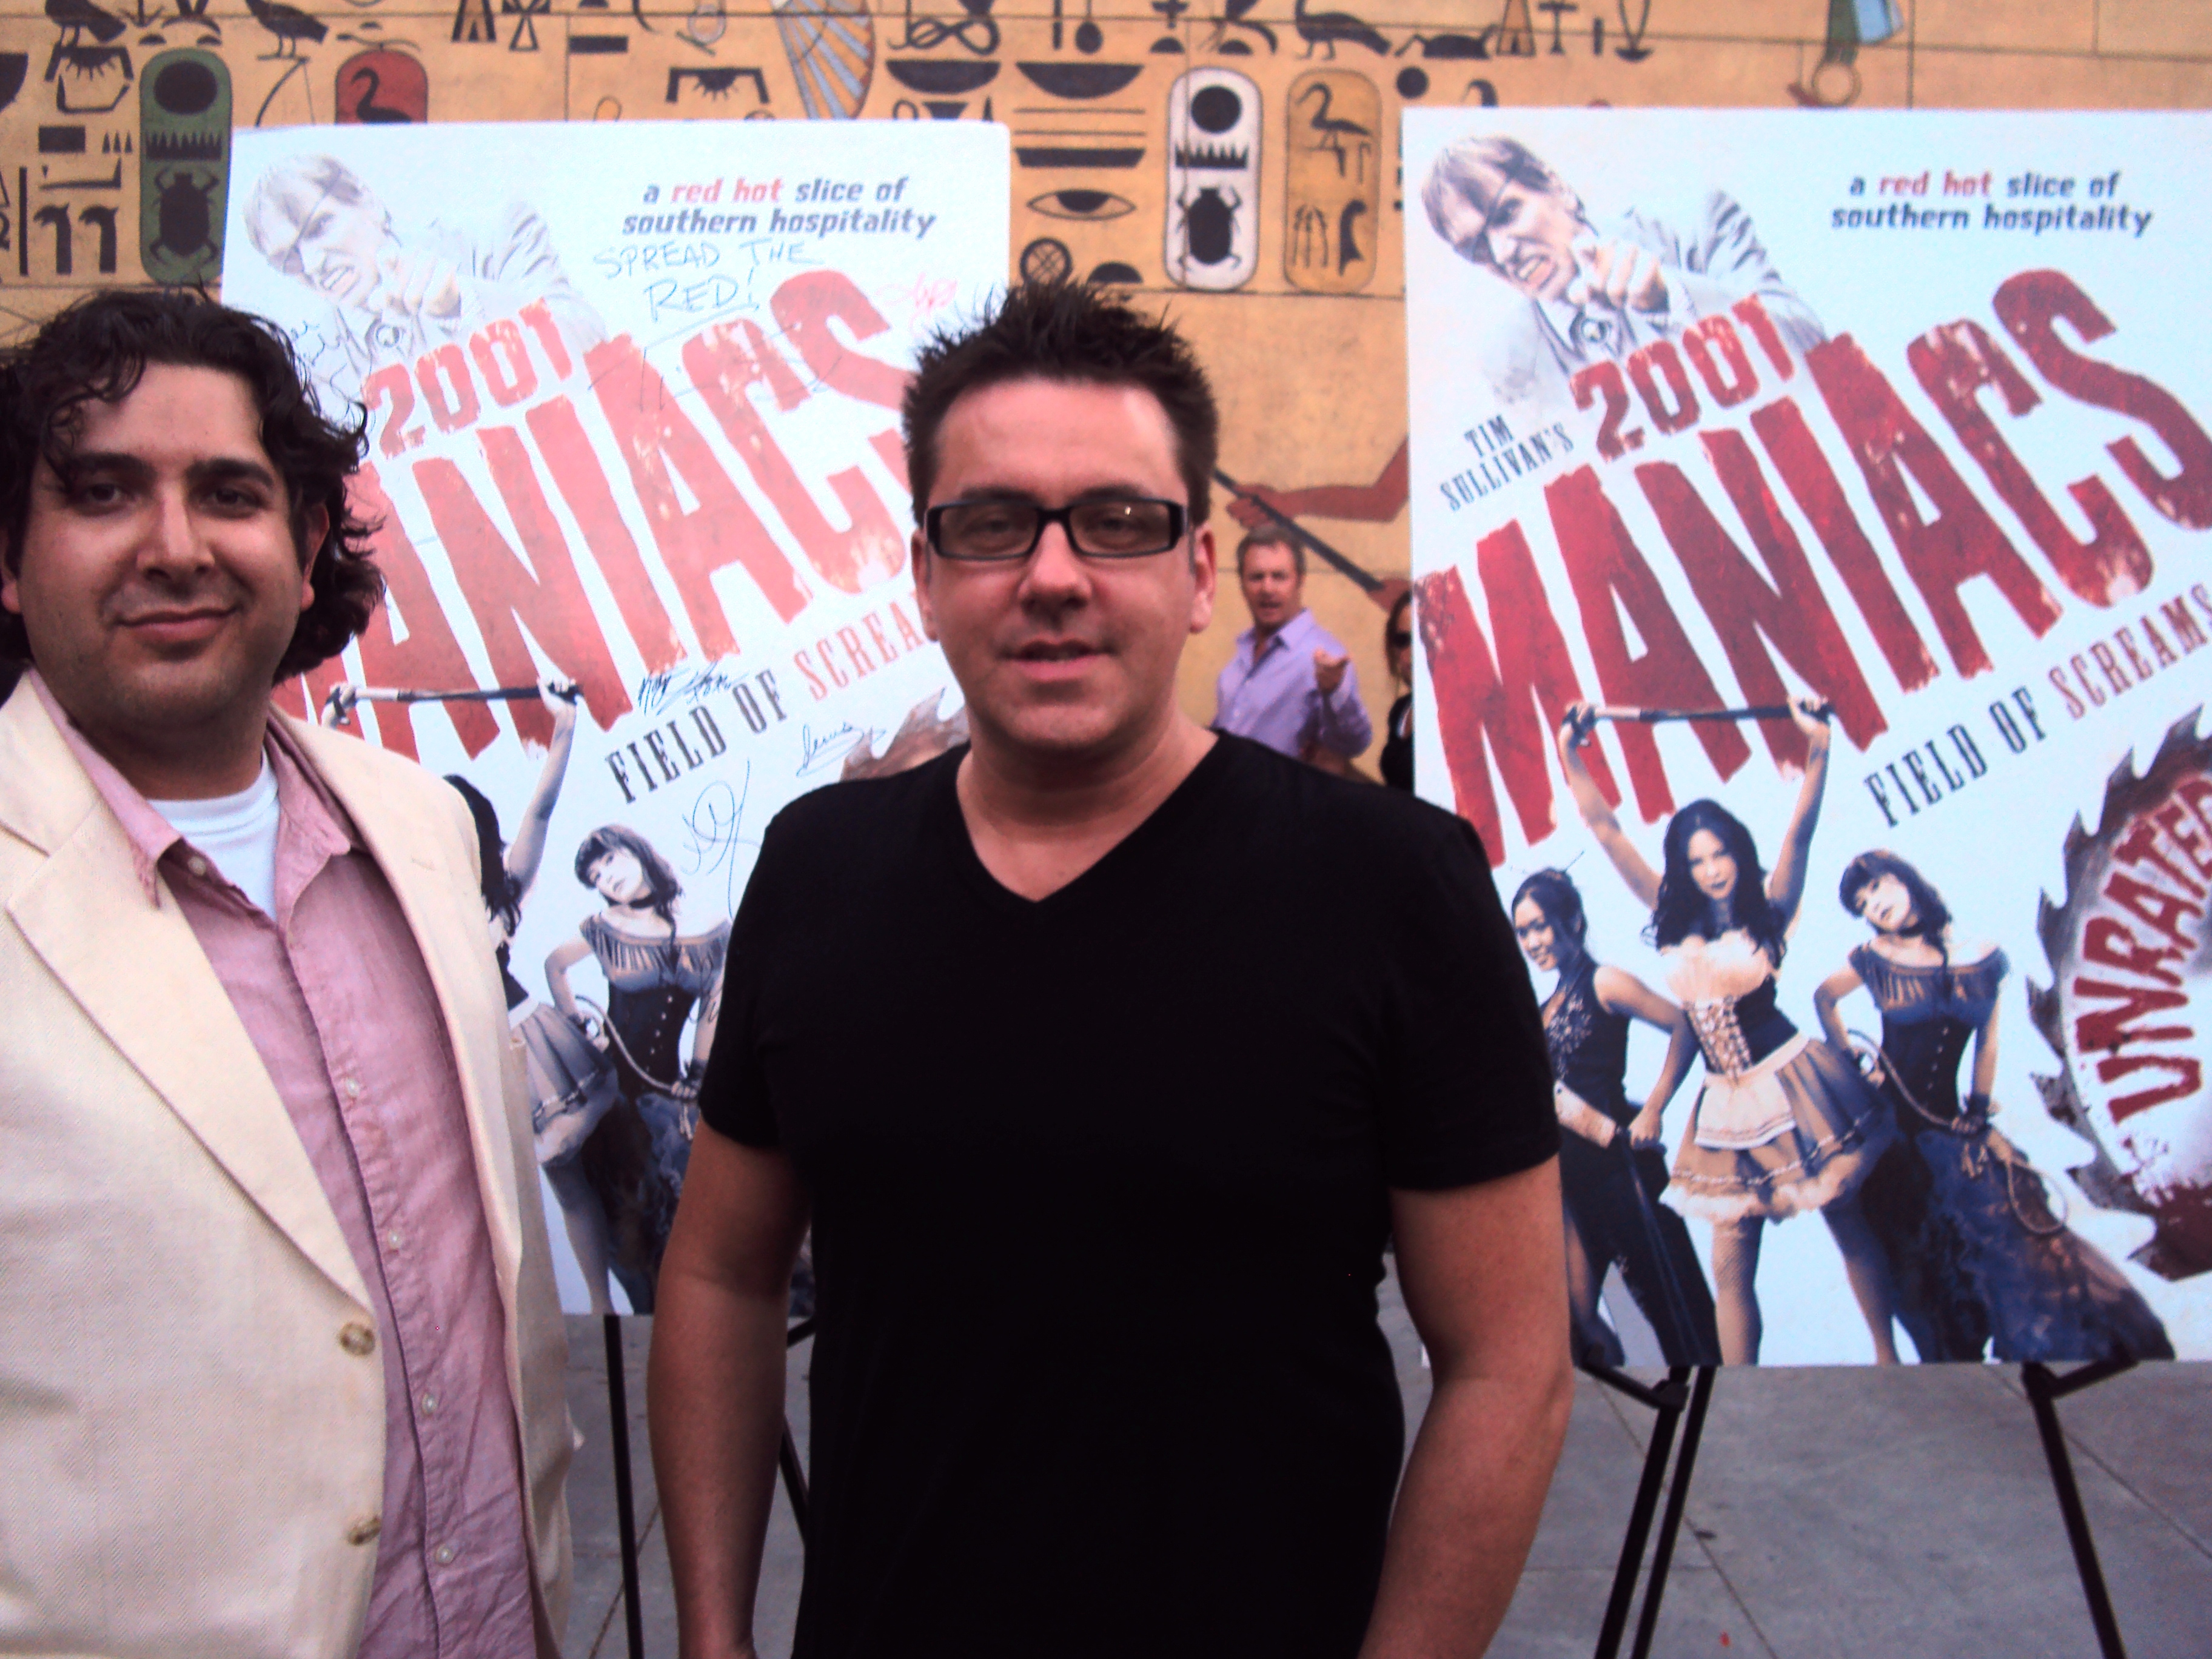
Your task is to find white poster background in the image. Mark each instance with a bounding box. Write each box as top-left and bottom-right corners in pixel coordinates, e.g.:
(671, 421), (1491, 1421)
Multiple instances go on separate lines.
(1406, 109), (2212, 1362)
(224, 121), (1008, 1312)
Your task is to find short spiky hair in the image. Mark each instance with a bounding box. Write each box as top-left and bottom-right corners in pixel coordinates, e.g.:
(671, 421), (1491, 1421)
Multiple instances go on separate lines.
(901, 281), (1219, 526)
(0, 287), (383, 680)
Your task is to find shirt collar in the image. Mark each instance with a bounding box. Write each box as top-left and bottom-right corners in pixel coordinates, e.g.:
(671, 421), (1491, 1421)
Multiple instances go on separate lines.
(26, 669), (358, 907)
(1241, 606), (1315, 662)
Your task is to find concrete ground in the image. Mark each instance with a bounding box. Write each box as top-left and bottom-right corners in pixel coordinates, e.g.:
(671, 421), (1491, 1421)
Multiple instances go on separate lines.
(565, 1279), (2212, 1659)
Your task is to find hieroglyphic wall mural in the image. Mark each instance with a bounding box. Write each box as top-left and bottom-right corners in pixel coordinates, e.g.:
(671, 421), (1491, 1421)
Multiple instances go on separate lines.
(5, 1), (2212, 732)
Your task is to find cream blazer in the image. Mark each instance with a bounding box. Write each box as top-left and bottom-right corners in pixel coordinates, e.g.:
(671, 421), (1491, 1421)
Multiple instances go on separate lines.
(0, 687), (575, 1658)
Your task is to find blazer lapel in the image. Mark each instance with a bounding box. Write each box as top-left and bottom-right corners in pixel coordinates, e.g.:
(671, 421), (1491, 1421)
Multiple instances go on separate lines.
(295, 718), (528, 1285)
(0, 700), (370, 1306)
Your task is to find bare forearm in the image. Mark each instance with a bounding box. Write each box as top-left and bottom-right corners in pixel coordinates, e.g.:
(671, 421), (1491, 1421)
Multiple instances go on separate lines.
(1359, 1362), (1573, 1658)
(649, 1268), (791, 1658)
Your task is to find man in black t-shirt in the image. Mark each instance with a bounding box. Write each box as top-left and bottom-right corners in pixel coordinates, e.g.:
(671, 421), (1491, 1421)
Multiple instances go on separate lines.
(649, 284), (1569, 1659)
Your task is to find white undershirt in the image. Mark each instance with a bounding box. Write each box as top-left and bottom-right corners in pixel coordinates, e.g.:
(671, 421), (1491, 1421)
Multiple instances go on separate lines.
(150, 756), (283, 917)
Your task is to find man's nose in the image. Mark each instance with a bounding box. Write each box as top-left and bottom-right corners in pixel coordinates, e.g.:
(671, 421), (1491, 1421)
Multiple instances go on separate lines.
(1019, 519), (1090, 603)
(141, 488), (213, 574)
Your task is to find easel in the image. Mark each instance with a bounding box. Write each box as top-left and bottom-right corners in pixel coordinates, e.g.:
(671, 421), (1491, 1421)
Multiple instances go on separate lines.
(2020, 1352), (2140, 1659)
(600, 1310), (819, 1659)
(1578, 1349), (2148, 1659)
(1581, 1361), (1718, 1659)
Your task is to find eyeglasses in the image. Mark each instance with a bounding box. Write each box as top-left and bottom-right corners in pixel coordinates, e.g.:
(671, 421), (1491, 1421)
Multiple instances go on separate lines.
(1387, 630), (1412, 649)
(925, 497), (1187, 563)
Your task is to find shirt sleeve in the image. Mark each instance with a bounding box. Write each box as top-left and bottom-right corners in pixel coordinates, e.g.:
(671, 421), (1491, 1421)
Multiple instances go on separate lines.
(698, 819), (791, 1149)
(1308, 659), (1373, 757)
(1373, 813), (1559, 1190)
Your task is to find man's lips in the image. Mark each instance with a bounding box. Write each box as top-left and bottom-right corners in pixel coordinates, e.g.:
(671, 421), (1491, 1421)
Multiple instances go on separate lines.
(1007, 639), (1103, 679)
(115, 603), (235, 645)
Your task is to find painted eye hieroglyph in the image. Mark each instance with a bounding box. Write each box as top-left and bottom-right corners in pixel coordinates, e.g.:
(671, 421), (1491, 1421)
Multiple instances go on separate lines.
(1027, 189), (1136, 222)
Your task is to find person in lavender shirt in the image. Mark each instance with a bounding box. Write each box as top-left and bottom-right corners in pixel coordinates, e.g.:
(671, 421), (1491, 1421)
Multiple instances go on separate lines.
(1212, 523), (1374, 771)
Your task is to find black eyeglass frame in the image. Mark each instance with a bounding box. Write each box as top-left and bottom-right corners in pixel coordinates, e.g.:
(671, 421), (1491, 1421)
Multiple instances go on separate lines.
(923, 497), (1190, 563)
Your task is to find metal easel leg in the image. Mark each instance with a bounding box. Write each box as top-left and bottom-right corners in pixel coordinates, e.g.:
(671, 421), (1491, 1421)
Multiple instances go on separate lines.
(1628, 1363), (1717, 1659)
(602, 1312), (646, 1659)
(1583, 1364), (1690, 1659)
(2020, 1355), (2137, 1659)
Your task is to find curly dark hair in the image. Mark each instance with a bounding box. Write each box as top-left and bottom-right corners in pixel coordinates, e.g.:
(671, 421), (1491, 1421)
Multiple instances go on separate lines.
(1649, 799), (1786, 964)
(0, 287), (382, 680)
(901, 281), (1219, 528)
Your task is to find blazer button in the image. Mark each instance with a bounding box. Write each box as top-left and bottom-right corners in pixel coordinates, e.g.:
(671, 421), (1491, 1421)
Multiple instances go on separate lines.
(346, 1514), (383, 1546)
(340, 1322), (377, 1356)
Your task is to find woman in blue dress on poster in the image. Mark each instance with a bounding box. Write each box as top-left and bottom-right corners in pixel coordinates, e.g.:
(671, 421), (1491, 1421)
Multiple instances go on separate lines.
(1814, 851), (2172, 1362)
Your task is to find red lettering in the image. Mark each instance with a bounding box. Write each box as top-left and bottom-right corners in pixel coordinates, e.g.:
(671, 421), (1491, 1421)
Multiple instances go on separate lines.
(2104, 871), (2203, 948)
(1683, 315), (1758, 408)
(525, 396), (683, 675)
(332, 464), (499, 759)
(836, 624), (876, 677)
(863, 611), (899, 665)
(1627, 341), (1700, 435)
(2094, 1052), (2203, 1123)
(1573, 360), (1643, 462)
(771, 269), (911, 412)
(1640, 437), (1886, 766)
(2048, 664), (2087, 719)
(1413, 532), (1619, 859)
(364, 364), (425, 458)
(1751, 396), (1938, 692)
(2072, 976), (2191, 1051)
(414, 432), (632, 741)
(1908, 320), (2151, 608)
(1732, 295), (1795, 380)
(471, 319), (539, 408)
(683, 320), (908, 596)
(2082, 916), (2184, 988)
(794, 646), (831, 700)
(1808, 333), (2062, 676)
(587, 334), (811, 655)
(1547, 466), (1748, 816)
(1994, 269), (2212, 531)
(519, 300), (573, 382)
(416, 343), (479, 435)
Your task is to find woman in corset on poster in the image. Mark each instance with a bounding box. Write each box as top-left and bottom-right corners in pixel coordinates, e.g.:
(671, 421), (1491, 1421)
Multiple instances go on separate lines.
(1558, 695), (1903, 1364)
(1512, 868), (1722, 1366)
(546, 825), (729, 1315)
(1815, 851), (2173, 1362)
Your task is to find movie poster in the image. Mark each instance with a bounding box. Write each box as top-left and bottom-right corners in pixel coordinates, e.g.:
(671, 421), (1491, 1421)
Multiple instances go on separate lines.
(222, 121), (1007, 1314)
(1404, 109), (2211, 1365)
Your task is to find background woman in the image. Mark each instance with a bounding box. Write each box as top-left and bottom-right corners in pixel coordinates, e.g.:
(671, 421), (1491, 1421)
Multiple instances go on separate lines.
(449, 677), (626, 1315)
(1816, 851), (2173, 1362)
(1512, 869), (1721, 1366)
(1558, 697), (1901, 1364)
(547, 825), (729, 1315)
(1379, 589), (1415, 792)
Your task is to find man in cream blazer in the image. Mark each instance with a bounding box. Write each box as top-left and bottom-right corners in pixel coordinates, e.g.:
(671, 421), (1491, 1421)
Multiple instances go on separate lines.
(0, 292), (572, 1655)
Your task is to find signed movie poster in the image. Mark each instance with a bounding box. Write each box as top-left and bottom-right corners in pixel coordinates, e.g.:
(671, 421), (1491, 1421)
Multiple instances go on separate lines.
(223, 120), (1008, 1313)
(1405, 109), (2211, 1365)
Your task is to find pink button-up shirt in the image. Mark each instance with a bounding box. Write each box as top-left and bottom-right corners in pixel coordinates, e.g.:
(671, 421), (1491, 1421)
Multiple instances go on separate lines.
(30, 673), (536, 1657)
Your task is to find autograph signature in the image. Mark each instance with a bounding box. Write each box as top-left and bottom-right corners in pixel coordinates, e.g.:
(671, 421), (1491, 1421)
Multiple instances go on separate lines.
(798, 722), (864, 777)
(638, 663), (751, 720)
(682, 768), (754, 916)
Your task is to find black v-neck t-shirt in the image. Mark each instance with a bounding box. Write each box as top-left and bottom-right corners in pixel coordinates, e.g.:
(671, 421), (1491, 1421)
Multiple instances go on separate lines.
(702, 734), (1555, 1659)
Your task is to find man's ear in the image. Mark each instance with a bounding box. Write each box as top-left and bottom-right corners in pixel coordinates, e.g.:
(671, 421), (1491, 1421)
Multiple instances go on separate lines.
(1187, 520), (1216, 635)
(911, 528), (941, 642)
(0, 538), (18, 618)
(298, 504), (331, 611)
